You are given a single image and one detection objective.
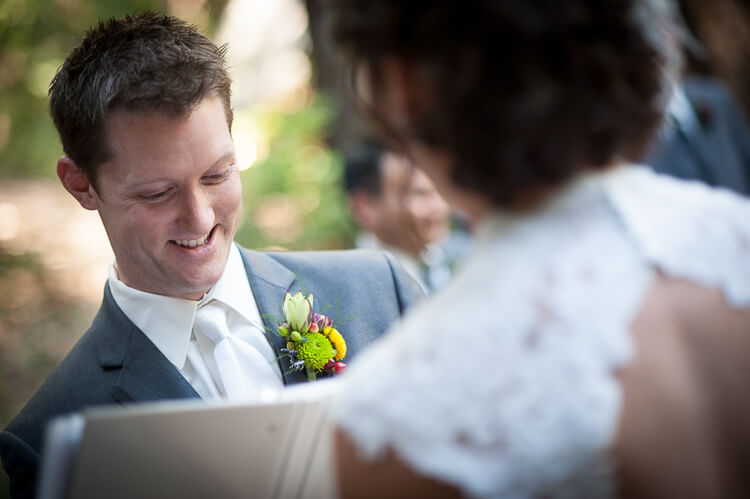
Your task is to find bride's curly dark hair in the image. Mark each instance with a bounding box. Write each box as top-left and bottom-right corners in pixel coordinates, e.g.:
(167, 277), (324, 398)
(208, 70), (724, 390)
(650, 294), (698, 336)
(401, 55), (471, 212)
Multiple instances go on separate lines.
(328, 0), (679, 207)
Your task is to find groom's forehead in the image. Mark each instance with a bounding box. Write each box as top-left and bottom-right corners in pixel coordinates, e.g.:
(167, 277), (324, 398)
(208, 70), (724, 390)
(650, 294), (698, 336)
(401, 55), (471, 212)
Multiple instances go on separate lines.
(103, 100), (230, 161)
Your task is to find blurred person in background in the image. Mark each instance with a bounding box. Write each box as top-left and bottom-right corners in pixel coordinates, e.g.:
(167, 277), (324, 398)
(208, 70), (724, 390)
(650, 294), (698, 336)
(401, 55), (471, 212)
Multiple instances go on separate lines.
(326, 0), (750, 497)
(643, 4), (750, 195)
(0, 12), (422, 498)
(344, 139), (467, 294)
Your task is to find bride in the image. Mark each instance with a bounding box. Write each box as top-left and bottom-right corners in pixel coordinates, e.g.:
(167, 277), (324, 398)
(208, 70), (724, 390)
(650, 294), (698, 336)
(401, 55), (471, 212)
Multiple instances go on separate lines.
(326, 0), (750, 497)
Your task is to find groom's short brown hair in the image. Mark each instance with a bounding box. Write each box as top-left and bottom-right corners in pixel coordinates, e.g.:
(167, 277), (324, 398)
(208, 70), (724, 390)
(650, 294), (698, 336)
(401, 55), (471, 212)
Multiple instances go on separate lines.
(49, 12), (233, 191)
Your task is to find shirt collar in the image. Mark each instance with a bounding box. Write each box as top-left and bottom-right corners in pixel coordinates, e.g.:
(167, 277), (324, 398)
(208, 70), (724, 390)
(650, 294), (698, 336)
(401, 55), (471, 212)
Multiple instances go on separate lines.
(202, 243), (258, 326)
(107, 243), (255, 370)
(108, 264), (197, 370)
(667, 84), (698, 133)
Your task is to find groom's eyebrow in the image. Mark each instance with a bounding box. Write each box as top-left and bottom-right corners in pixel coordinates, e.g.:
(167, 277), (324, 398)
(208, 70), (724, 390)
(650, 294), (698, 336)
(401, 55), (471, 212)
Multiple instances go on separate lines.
(204, 151), (238, 173)
(126, 150), (238, 190)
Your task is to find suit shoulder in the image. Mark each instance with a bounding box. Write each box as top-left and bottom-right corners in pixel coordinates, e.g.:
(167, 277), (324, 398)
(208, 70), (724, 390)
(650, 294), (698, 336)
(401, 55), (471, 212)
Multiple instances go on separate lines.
(262, 248), (396, 273)
(238, 246), (424, 313)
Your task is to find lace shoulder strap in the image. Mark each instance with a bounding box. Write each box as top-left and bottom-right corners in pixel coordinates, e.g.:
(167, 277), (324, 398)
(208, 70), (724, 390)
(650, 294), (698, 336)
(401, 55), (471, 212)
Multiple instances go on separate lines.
(606, 167), (750, 307)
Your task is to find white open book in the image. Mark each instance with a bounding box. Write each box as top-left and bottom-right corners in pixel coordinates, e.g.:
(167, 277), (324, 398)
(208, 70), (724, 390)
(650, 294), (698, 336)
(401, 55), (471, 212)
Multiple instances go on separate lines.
(38, 379), (341, 499)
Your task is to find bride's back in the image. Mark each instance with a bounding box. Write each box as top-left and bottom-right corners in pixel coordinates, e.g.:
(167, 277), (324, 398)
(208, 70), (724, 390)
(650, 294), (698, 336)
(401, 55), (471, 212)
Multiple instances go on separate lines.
(618, 275), (750, 498)
(327, 0), (750, 497)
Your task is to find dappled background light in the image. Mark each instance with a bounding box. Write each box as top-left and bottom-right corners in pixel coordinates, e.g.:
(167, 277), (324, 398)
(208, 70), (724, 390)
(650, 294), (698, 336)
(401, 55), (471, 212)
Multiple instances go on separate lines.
(215, 0), (354, 251)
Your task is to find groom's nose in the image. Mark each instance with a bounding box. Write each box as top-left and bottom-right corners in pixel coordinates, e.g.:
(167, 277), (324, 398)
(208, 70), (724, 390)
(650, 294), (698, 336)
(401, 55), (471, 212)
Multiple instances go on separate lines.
(178, 186), (214, 234)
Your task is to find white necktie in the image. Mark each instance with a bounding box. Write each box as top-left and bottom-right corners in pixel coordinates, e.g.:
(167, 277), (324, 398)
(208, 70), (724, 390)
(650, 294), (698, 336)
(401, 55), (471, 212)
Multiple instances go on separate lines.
(193, 300), (280, 401)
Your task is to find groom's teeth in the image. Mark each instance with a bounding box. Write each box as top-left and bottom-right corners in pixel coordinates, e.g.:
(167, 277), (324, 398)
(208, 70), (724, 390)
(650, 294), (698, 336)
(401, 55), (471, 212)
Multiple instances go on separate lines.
(175, 235), (209, 248)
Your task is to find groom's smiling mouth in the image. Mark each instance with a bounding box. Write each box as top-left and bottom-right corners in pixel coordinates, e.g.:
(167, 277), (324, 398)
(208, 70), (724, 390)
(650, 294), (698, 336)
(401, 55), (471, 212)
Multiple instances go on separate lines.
(171, 226), (217, 249)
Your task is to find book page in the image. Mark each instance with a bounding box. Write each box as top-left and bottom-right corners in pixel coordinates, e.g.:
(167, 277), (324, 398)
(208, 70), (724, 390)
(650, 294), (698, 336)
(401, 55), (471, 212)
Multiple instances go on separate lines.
(60, 388), (339, 499)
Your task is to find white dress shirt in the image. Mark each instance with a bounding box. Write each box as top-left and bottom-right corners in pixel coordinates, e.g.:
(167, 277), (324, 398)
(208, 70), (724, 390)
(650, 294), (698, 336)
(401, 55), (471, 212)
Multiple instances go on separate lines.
(108, 243), (283, 401)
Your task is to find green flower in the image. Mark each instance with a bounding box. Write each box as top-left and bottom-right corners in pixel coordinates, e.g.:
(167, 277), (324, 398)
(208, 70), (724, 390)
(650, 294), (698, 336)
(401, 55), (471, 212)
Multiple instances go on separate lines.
(296, 332), (334, 371)
(283, 291), (314, 333)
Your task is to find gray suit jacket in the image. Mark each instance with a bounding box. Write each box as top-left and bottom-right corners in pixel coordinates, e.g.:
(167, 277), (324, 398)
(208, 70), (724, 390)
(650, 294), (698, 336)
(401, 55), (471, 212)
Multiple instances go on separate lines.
(0, 247), (422, 498)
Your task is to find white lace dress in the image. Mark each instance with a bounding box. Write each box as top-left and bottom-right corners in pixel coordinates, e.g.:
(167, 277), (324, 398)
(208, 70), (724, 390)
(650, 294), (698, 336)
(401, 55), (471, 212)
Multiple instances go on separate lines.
(333, 165), (750, 498)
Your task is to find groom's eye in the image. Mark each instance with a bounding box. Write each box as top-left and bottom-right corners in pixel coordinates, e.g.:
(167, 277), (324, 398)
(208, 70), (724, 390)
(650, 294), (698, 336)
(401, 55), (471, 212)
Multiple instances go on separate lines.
(204, 172), (227, 183)
(140, 187), (173, 202)
(203, 165), (235, 185)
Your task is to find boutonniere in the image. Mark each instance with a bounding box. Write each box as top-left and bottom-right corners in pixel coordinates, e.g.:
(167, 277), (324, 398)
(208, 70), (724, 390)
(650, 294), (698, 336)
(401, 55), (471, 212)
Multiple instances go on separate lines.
(277, 291), (348, 381)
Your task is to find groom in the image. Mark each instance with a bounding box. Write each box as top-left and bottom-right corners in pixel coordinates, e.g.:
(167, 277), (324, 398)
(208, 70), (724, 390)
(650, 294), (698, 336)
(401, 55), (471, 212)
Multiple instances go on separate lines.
(0, 13), (422, 498)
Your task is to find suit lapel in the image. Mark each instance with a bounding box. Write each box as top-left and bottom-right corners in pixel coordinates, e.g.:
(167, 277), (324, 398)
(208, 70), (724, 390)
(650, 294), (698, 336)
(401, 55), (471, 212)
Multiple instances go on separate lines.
(112, 327), (200, 403)
(95, 285), (199, 403)
(676, 124), (719, 186)
(239, 248), (307, 385)
(671, 89), (722, 186)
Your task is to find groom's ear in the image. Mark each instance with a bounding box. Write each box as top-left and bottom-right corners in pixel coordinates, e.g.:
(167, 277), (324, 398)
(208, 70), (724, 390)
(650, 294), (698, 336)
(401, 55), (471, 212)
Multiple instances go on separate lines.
(57, 156), (99, 210)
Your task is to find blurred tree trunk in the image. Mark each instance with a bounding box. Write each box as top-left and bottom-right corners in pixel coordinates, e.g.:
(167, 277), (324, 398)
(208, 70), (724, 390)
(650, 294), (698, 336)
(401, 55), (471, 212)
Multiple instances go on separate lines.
(206, 0), (232, 33)
(304, 0), (373, 147)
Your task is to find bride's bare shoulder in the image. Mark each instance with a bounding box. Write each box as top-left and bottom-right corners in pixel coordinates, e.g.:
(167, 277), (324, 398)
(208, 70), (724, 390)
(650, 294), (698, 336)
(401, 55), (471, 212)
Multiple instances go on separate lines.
(616, 273), (750, 499)
(334, 429), (461, 499)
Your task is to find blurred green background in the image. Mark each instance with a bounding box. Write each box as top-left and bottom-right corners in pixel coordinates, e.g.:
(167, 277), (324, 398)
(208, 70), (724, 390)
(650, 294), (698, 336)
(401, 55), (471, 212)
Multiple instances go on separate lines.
(0, 0), (361, 494)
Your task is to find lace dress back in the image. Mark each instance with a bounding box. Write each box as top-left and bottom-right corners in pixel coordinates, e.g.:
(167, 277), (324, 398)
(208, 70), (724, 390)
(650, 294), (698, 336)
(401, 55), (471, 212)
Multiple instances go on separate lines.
(333, 165), (750, 498)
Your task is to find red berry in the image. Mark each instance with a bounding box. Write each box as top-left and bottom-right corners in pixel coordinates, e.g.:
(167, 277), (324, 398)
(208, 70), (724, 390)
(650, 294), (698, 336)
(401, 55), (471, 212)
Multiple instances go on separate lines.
(334, 362), (347, 374)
